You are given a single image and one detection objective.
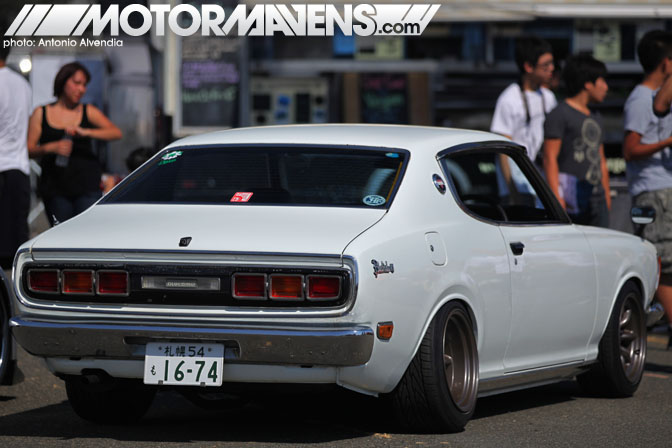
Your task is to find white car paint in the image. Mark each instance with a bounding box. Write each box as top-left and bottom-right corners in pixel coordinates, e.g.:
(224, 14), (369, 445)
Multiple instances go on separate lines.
(11, 125), (658, 397)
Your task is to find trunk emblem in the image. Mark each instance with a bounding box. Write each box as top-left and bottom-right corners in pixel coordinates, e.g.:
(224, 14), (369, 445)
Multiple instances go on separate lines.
(179, 237), (192, 247)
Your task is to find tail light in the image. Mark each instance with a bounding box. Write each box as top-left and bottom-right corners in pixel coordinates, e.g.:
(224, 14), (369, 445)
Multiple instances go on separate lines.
(307, 275), (341, 300)
(270, 274), (303, 300)
(28, 269), (60, 294)
(62, 270), (94, 295)
(97, 271), (129, 296)
(232, 273), (266, 299)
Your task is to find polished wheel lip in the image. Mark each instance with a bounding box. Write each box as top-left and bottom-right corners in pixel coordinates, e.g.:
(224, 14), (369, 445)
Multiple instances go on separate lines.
(442, 308), (478, 413)
(618, 294), (646, 383)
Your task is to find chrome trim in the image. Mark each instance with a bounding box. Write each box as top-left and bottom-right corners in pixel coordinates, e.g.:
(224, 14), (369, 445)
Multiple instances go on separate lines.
(14, 252), (359, 318)
(141, 275), (220, 292)
(231, 273), (267, 300)
(9, 317), (374, 367)
(61, 270), (95, 296)
(269, 274), (304, 301)
(27, 269), (60, 295)
(96, 270), (130, 297)
(478, 361), (594, 397)
(306, 275), (341, 301)
(29, 248), (345, 258)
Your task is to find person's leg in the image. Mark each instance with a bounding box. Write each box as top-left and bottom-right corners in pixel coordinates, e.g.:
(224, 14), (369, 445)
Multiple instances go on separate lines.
(0, 170), (30, 268)
(0, 171), (11, 268)
(44, 195), (75, 226)
(73, 191), (102, 215)
(642, 188), (672, 348)
(657, 275), (672, 322)
(589, 191), (609, 228)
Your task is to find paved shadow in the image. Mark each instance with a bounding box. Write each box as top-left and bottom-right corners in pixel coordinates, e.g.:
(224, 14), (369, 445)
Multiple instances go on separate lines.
(473, 380), (578, 420)
(0, 389), (383, 444)
(645, 362), (672, 375)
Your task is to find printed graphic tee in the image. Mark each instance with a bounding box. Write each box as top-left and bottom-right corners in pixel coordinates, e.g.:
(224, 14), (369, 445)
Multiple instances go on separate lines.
(544, 101), (604, 214)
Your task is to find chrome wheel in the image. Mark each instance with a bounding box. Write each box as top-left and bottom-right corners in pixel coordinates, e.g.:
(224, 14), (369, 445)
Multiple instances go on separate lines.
(619, 294), (646, 383)
(442, 308), (478, 412)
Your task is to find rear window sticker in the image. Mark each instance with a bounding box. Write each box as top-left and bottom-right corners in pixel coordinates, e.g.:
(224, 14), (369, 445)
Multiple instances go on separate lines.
(231, 192), (254, 202)
(363, 195), (386, 206)
(158, 150), (183, 166)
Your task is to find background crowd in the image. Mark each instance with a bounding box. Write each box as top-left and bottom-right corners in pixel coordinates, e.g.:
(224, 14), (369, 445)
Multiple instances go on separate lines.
(2, 28), (672, 339)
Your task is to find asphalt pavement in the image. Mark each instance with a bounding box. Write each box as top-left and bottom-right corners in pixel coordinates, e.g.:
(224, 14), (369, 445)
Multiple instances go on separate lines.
(1, 332), (671, 447)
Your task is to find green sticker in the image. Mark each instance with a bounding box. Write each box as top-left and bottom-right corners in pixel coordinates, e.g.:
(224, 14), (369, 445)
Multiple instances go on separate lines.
(159, 150), (183, 166)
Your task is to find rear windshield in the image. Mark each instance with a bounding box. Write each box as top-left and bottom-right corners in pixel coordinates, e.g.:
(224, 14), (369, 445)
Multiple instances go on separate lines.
(102, 146), (408, 208)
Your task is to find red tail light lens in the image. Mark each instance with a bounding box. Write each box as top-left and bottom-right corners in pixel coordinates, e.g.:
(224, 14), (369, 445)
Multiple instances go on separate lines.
(28, 269), (59, 294)
(62, 270), (94, 295)
(270, 275), (303, 300)
(232, 273), (266, 299)
(307, 275), (341, 300)
(97, 271), (129, 296)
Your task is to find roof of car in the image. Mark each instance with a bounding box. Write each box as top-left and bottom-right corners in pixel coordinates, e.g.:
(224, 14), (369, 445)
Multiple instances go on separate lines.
(165, 124), (512, 154)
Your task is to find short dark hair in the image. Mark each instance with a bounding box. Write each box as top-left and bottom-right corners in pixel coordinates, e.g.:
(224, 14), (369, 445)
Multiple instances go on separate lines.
(53, 62), (91, 98)
(514, 36), (553, 73)
(637, 30), (672, 74)
(562, 54), (608, 97)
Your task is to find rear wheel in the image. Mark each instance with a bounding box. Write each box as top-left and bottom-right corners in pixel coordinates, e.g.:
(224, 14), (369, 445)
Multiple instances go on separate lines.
(65, 375), (156, 424)
(577, 282), (646, 396)
(390, 301), (478, 433)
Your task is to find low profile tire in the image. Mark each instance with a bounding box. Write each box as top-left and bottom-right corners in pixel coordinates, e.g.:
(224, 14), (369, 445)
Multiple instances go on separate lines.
(577, 282), (646, 397)
(65, 376), (156, 424)
(390, 301), (479, 433)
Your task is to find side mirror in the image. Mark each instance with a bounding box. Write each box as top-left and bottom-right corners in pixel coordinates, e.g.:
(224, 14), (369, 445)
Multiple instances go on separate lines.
(631, 206), (656, 237)
(631, 206), (656, 225)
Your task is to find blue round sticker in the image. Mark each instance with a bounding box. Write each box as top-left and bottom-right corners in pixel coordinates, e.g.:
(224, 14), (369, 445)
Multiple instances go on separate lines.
(363, 195), (386, 206)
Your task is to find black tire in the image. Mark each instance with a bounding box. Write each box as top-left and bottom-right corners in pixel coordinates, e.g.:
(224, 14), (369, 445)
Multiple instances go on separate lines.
(390, 301), (479, 433)
(65, 375), (156, 424)
(577, 282), (646, 397)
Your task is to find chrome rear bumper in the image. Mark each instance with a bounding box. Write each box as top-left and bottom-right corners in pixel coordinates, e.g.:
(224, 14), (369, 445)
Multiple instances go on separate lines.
(10, 317), (374, 367)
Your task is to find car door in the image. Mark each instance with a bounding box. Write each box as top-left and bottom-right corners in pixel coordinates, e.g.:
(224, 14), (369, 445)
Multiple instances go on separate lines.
(441, 144), (598, 373)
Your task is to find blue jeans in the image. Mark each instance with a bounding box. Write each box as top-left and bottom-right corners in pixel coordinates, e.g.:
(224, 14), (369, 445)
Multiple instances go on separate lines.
(44, 192), (101, 226)
(569, 190), (609, 228)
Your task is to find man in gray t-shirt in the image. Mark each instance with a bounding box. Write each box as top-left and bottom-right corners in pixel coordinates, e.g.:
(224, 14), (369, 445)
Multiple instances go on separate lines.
(624, 30), (672, 344)
(624, 85), (672, 197)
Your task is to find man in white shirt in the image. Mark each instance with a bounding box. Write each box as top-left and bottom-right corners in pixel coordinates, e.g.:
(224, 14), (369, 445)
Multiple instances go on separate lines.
(491, 36), (556, 202)
(0, 35), (32, 268)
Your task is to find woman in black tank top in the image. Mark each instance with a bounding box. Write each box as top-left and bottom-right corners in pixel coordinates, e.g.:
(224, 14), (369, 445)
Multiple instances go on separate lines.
(27, 62), (122, 226)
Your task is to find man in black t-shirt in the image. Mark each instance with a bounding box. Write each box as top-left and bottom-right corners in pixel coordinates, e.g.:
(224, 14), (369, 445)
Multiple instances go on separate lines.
(543, 55), (611, 227)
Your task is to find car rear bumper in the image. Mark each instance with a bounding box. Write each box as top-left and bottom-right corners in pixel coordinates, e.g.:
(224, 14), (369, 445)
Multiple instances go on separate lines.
(9, 317), (374, 367)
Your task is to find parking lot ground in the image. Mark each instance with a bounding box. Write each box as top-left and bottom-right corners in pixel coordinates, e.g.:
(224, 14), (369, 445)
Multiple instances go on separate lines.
(1, 330), (671, 447)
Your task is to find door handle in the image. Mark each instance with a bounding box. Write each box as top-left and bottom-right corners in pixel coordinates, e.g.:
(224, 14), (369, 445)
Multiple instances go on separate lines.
(510, 242), (525, 256)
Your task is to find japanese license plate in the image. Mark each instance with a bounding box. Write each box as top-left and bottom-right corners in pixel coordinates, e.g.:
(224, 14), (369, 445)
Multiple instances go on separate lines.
(143, 342), (224, 386)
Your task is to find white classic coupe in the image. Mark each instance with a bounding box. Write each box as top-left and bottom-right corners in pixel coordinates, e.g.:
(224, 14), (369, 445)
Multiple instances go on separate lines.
(9, 125), (662, 432)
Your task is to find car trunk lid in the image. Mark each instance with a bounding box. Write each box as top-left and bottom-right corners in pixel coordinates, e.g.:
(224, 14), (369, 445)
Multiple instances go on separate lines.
(29, 204), (386, 256)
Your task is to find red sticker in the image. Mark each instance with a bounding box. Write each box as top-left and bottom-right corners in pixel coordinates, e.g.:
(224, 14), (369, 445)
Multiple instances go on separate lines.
(230, 192), (253, 202)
